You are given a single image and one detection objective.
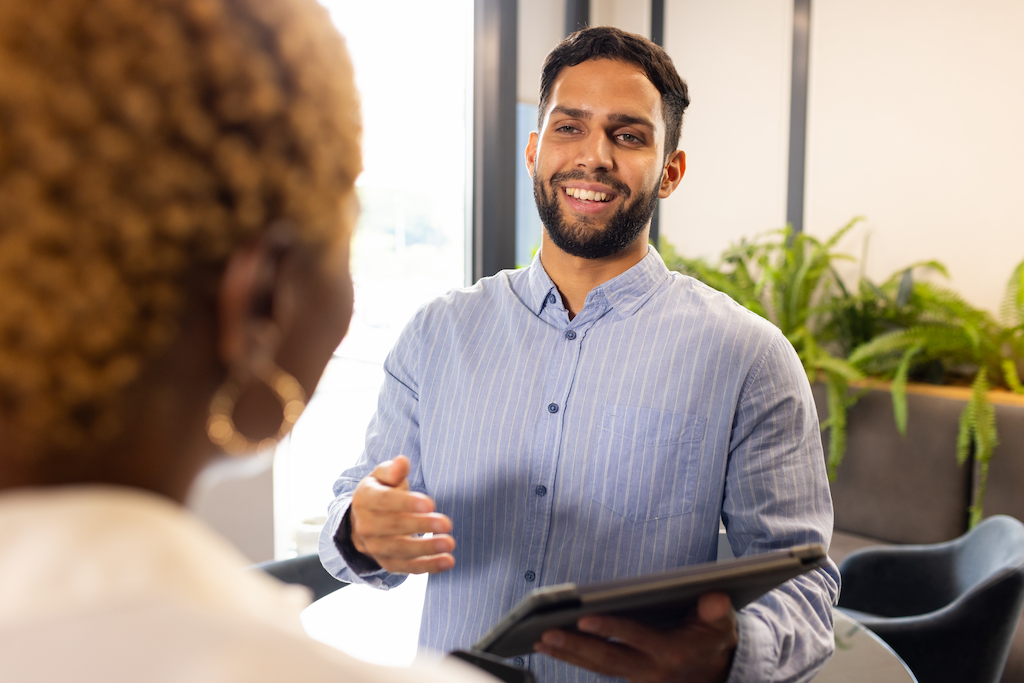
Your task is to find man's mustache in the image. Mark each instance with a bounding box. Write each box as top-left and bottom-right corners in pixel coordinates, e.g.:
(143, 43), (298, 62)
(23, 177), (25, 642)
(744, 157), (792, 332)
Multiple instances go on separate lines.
(548, 170), (632, 200)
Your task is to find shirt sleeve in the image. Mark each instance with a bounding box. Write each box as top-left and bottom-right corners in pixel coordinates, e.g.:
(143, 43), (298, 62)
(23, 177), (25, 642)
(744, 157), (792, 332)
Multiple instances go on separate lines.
(721, 331), (841, 683)
(318, 312), (429, 590)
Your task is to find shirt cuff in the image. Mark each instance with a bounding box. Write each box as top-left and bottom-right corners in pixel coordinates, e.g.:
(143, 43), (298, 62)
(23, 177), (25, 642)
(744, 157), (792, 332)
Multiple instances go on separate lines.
(335, 507), (385, 575)
(724, 612), (777, 683)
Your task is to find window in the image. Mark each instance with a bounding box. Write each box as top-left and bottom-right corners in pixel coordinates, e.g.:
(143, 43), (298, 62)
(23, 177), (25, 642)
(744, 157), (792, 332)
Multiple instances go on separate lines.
(272, 0), (473, 664)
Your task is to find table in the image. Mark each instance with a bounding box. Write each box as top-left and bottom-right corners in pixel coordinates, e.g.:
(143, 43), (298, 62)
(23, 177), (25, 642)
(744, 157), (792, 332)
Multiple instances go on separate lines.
(813, 609), (918, 682)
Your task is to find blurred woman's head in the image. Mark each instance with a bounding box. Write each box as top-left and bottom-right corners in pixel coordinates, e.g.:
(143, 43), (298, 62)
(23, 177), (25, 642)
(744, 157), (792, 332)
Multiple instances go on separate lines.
(0, 0), (361, 493)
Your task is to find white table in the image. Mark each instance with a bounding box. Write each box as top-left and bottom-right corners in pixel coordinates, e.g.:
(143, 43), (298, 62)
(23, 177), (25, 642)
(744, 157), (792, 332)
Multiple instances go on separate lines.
(813, 609), (918, 682)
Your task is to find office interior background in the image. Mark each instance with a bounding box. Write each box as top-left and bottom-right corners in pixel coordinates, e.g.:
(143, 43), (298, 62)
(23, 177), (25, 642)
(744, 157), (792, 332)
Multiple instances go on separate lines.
(185, 0), (1024, 668)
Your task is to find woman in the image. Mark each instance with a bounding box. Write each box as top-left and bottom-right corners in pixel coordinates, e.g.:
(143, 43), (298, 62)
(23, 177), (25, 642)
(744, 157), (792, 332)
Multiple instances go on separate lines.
(0, 0), (483, 680)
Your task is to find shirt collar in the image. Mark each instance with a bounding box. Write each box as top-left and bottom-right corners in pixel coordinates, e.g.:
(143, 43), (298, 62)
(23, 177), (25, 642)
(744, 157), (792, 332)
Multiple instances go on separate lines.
(520, 245), (672, 320)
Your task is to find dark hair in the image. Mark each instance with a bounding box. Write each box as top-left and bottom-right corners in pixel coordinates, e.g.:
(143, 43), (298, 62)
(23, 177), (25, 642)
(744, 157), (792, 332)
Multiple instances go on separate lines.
(538, 26), (690, 158)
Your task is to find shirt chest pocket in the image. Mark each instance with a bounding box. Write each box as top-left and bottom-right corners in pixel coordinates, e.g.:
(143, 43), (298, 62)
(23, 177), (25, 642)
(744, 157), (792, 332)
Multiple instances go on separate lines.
(586, 405), (707, 522)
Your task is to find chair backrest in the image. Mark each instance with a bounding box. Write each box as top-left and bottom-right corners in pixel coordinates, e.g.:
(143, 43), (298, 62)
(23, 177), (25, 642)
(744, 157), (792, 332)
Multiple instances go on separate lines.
(252, 553), (350, 603)
(839, 515), (1024, 683)
(953, 515), (1024, 595)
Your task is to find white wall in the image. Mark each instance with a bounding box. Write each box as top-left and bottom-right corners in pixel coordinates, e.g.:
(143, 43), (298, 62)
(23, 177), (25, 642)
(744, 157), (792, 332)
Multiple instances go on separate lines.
(189, 455), (275, 563)
(804, 0), (1024, 313)
(591, 0), (651, 39)
(518, 0), (565, 104)
(658, 0), (794, 260)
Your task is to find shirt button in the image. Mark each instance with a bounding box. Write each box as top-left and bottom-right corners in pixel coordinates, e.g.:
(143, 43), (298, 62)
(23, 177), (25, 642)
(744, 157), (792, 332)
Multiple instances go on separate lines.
(546, 293), (556, 305)
(513, 657), (525, 667)
(524, 570), (536, 582)
(547, 403), (559, 414)
(535, 485), (547, 497)
(565, 330), (577, 340)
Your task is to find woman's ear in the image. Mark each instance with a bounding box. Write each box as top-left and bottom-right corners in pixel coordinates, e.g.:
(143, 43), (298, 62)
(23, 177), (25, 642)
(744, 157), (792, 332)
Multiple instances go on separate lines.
(216, 225), (298, 378)
(213, 214), (353, 449)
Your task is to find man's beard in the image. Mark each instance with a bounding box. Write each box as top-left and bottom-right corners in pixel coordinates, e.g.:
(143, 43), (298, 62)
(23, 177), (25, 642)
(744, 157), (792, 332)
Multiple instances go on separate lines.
(534, 169), (660, 260)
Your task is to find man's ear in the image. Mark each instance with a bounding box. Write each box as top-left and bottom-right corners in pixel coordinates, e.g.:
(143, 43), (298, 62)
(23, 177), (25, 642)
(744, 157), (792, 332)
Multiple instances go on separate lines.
(216, 227), (296, 376)
(525, 131), (539, 180)
(658, 149), (686, 199)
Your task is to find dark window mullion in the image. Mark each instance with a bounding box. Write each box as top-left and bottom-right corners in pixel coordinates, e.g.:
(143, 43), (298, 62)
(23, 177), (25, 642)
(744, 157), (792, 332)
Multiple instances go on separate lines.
(472, 0), (518, 282)
(787, 0), (812, 233)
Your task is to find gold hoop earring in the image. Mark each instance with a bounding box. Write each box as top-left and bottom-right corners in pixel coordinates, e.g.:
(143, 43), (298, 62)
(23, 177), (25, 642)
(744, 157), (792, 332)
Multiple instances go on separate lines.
(207, 361), (307, 456)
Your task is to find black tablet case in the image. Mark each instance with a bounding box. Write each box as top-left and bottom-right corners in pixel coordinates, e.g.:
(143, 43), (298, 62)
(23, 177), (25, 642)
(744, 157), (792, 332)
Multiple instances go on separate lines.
(474, 544), (827, 657)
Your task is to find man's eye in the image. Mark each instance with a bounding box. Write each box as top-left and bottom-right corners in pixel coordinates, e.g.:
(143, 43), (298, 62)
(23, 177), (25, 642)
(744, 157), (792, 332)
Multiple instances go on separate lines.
(618, 133), (640, 143)
(556, 125), (579, 133)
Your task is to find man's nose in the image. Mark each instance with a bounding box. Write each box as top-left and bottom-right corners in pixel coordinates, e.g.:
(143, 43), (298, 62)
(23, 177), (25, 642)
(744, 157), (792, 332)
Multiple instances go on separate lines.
(576, 132), (614, 173)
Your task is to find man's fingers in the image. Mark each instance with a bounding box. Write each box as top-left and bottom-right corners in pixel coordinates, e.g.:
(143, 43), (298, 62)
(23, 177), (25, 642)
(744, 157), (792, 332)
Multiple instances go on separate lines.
(540, 610), (739, 683)
(363, 533), (456, 562)
(534, 629), (647, 679)
(575, 615), (671, 656)
(350, 512), (450, 559)
(378, 552), (456, 575)
(573, 595), (734, 655)
(354, 510), (452, 539)
(358, 481), (436, 514)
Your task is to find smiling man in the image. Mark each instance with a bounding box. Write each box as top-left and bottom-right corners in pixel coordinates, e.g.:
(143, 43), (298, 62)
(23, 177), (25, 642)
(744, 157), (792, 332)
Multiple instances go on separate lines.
(321, 27), (839, 683)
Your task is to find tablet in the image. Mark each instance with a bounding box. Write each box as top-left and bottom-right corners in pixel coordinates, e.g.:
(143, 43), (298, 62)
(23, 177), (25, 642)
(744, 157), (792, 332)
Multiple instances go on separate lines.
(473, 543), (827, 657)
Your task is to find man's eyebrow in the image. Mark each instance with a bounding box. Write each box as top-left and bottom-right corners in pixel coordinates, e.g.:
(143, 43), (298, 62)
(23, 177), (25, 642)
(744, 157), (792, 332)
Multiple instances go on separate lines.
(550, 106), (590, 120)
(608, 113), (655, 130)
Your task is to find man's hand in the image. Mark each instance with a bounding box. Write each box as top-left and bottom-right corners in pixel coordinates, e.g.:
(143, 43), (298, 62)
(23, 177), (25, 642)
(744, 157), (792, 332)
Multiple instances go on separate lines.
(533, 592), (738, 683)
(349, 456), (456, 574)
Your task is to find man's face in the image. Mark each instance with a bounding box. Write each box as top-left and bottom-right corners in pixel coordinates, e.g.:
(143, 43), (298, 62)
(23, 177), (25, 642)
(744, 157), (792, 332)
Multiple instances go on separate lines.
(527, 58), (683, 260)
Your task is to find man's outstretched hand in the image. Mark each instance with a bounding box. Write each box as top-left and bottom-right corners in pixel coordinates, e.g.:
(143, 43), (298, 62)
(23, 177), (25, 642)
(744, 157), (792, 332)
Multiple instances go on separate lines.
(534, 592), (738, 683)
(349, 455), (456, 574)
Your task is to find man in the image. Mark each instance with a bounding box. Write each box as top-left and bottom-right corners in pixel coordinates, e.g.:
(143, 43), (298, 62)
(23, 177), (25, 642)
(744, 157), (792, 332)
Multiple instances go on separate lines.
(321, 26), (839, 683)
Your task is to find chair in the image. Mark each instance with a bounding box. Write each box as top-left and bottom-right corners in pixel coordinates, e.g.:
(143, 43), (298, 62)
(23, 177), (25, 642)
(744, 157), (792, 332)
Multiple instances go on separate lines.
(837, 514), (1024, 683)
(252, 553), (350, 602)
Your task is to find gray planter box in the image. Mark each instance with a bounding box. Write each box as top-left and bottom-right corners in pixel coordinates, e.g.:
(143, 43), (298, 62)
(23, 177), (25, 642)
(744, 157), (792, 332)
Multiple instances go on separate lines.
(813, 384), (972, 544)
(813, 382), (1024, 540)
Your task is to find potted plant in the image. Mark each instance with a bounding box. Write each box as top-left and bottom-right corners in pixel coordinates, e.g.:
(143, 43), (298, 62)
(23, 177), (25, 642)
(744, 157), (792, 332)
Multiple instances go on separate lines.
(662, 225), (1024, 538)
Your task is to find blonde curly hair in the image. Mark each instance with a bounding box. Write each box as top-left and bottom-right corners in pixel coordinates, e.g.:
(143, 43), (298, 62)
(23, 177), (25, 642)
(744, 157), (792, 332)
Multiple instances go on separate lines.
(0, 0), (361, 452)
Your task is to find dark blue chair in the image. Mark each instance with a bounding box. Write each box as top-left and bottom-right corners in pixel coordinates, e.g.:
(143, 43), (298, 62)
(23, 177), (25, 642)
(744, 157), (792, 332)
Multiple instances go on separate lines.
(838, 514), (1024, 683)
(253, 553), (349, 602)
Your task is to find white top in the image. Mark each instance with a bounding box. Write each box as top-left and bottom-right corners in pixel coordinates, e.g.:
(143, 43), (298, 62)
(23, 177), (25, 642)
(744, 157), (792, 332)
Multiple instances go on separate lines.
(0, 485), (489, 683)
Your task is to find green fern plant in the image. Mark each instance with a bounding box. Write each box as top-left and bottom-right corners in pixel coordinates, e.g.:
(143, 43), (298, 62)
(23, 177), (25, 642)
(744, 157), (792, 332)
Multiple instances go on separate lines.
(845, 270), (1023, 524)
(1001, 259), (1024, 395)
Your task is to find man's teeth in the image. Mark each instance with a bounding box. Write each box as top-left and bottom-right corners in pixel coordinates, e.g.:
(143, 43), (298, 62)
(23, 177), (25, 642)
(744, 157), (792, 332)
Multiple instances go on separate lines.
(564, 187), (610, 202)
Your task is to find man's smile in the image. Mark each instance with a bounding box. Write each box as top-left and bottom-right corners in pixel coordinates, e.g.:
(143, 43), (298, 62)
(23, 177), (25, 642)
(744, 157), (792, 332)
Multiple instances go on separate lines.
(562, 187), (613, 203)
(553, 176), (629, 216)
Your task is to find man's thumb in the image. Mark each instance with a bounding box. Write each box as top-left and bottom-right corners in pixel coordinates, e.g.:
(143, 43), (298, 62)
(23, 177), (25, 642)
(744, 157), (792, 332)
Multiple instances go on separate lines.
(375, 455), (411, 489)
(697, 592), (733, 624)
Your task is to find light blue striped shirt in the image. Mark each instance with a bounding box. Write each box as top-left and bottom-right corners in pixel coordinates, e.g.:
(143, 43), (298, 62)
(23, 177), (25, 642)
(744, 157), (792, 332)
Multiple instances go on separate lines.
(321, 247), (839, 683)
